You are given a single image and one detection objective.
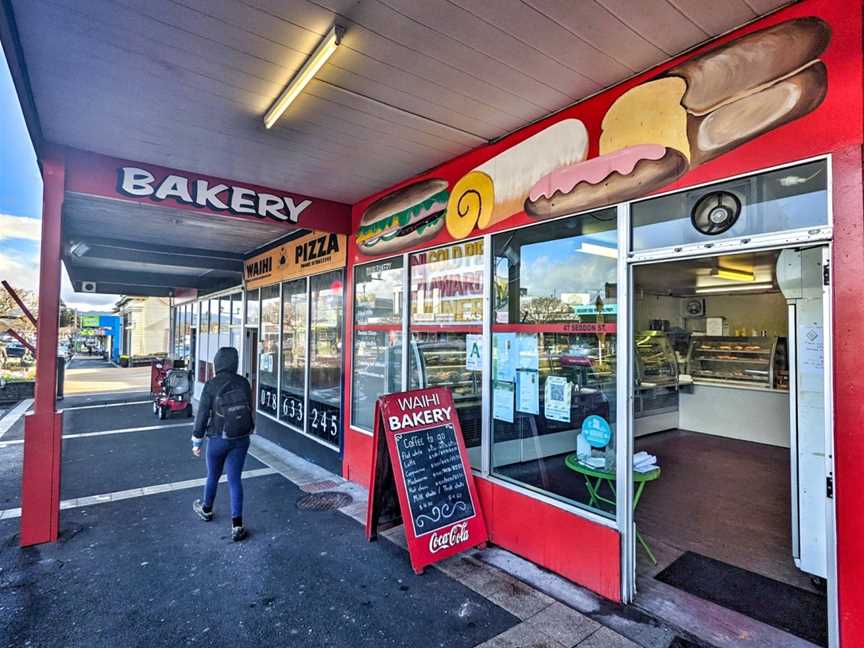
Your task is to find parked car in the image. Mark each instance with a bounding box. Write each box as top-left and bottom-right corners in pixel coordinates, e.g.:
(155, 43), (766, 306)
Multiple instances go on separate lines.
(5, 341), (26, 359)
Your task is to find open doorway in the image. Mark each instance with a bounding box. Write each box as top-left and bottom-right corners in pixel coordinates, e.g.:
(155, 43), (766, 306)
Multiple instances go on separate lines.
(631, 247), (831, 647)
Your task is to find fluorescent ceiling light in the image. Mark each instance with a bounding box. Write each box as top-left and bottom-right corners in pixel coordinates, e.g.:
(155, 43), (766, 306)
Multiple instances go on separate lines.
(70, 241), (90, 258)
(695, 282), (774, 294)
(578, 242), (618, 259)
(711, 267), (755, 282)
(264, 25), (344, 129)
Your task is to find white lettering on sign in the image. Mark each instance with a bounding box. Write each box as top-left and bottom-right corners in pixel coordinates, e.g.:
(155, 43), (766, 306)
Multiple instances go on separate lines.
(117, 167), (313, 223)
(230, 187), (257, 215)
(388, 406), (452, 431)
(194, 180), (229, 210)
(154, 175), (192, 203)
(428, 522), (469, 553)
(119, 167), (155, 196)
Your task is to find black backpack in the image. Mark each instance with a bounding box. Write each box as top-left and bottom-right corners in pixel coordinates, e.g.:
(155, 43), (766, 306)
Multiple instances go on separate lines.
(213, 377), (253, 439)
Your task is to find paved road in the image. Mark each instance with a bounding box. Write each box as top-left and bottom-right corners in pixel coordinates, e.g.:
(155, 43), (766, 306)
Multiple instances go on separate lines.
(0, 377), (692, 648)
(63, 356), (151, 396)
(0, 398), (524, 648)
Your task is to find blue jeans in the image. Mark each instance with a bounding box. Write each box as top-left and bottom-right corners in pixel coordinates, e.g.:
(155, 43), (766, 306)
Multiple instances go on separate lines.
(203, 436), (250, 519)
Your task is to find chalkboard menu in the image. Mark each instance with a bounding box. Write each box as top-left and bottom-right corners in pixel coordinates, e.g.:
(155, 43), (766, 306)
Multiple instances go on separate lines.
(395, 424), (475, 536)
(366, 387), (488, 574)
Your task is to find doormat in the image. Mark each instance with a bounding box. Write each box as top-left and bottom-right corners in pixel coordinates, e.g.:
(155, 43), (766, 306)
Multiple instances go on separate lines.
(655, 551), (827, 647)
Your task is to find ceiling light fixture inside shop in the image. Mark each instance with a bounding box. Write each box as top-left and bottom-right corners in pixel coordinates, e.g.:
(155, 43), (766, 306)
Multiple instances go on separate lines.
(694, 282), (775, 294)
(711, 267), (756, 282)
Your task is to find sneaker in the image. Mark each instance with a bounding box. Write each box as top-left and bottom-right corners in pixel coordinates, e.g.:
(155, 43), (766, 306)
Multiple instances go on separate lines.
(232, 526), (247, 542)
(193, 499), (213, 521)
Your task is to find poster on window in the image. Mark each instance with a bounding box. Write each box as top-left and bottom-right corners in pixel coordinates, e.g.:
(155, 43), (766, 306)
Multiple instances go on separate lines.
(495, 333), (517, 382)
(516, 334), (539, 371)
(516, 369), (539, 415)
(544, 376), (571, 423)
(492, 380), (515, 423)
(465, 334), (483, 371)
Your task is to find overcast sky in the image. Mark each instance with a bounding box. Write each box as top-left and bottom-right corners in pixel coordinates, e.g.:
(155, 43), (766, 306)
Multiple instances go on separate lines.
(0, 42), (118, 312)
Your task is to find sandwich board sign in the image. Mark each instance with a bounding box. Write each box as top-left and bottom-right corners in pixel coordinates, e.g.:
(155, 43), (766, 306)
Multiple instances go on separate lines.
(365, 387), (488, 574)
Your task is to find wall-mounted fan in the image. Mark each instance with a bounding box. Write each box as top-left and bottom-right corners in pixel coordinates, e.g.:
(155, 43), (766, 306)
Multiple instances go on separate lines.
(690, 191), (741, 236)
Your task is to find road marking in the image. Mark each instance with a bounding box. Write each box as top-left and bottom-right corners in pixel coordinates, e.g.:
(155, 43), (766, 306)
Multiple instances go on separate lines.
(0, 421), (194, 446)
(0, 467), (277, 520)
(61, 399), (153, 411)
(0, 399), (34, 440)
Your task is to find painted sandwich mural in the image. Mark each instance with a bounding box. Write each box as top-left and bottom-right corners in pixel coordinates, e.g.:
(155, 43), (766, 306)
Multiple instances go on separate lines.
(355, 17), (831, 256)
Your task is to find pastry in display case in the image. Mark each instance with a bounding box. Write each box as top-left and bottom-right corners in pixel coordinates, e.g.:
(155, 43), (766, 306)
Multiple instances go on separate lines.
(634, 331), (679, 423)
(686, 336), (788, 390)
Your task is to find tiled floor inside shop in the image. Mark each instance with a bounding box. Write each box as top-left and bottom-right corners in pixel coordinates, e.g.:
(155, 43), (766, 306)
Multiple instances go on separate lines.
(634, 429), (814, 591)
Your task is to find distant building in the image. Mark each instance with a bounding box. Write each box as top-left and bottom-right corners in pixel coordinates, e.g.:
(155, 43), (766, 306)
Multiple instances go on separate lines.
(76, 312), (122, 362)
(114, 297), (170, 363)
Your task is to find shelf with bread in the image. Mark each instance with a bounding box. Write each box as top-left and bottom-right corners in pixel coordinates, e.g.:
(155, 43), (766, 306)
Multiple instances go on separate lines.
(685, 336), (788, 390)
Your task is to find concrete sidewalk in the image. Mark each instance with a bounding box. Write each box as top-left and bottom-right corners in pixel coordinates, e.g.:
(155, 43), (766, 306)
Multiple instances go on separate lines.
(63, 356), (151, 396)
(0, 398), (700, 648)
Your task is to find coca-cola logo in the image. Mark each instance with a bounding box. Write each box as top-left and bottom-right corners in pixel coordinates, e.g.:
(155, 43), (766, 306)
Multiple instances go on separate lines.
(428, 522), (469, 554)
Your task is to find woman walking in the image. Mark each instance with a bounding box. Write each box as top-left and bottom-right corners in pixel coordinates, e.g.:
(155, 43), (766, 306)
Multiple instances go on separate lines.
(190, 346), (254, 541)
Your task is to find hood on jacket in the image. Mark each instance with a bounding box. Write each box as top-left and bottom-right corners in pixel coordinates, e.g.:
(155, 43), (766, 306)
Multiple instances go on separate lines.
(213, 346), (239, 375)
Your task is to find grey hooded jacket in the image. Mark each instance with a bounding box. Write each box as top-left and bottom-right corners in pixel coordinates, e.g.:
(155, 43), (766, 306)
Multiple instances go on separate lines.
(192, 347), (254, 439)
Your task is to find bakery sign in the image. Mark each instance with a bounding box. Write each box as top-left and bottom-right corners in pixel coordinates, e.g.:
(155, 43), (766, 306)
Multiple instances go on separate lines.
(245, 230), (347, 289)
(117, 167), (312, 223)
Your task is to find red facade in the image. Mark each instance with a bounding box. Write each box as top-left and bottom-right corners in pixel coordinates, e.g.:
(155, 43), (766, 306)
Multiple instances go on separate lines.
(340, 0), (864, 639)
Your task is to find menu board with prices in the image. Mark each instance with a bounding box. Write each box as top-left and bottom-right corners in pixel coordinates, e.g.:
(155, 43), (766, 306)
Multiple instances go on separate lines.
(366, 387), (488, 574)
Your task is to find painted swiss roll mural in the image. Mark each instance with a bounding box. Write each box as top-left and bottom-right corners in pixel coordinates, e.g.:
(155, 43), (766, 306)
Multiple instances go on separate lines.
(355, 17), (831, 256)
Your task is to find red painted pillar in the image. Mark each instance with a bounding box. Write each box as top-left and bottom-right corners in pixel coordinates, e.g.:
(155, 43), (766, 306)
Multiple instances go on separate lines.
(20, 150), (65, 546)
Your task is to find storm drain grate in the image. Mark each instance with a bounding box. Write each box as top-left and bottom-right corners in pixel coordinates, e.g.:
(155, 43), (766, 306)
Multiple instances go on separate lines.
(295, 491), (353, 511)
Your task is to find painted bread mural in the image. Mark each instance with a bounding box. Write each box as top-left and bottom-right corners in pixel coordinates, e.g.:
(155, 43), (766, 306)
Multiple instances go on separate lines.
(444, 119), (589, 239)
(527, 17), (830, 220)
(355, 17), (831, 255)
(356, 179), (448, 255)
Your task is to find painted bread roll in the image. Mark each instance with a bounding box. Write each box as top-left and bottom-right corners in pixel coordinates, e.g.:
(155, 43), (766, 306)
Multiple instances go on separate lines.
(445, 119), (588, 239)
(671, 17), (831, 165)
(356, 179), (448, 255)
(525, 17), (830, 220)
(525, 144), (687, 219)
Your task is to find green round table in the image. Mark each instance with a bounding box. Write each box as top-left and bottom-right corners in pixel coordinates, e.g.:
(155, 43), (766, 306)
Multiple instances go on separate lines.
(564, 453), (661, 564)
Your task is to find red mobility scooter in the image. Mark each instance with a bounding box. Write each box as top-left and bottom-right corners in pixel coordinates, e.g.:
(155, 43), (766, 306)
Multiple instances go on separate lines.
(151, 359), (194, 420)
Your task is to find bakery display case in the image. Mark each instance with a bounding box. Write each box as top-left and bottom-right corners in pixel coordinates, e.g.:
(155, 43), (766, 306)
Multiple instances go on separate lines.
(634, 331), (679, 431)
(686, 336), (788, 390)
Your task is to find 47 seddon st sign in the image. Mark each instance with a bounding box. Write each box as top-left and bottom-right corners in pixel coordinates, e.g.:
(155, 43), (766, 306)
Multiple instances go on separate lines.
(366, 388), (488, 574)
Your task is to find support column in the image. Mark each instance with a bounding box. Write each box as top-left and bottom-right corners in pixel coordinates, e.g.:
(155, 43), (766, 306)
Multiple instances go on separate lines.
(20, 150), (65, 546)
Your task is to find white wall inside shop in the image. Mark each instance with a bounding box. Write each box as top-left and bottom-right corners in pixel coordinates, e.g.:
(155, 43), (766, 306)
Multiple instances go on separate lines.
(635, 292), (788, 337)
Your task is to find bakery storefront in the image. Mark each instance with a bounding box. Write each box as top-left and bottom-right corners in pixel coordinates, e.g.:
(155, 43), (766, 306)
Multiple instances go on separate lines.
(339, 3), (861, 646)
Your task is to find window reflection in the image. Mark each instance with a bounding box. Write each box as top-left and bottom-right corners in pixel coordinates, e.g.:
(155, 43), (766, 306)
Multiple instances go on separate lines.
(352, 258), (404, 431)
(258, 285), (280, 417)
(491, 208), (618, 517)
(308, 271), (343, 446)
(280, 279), (307, 430)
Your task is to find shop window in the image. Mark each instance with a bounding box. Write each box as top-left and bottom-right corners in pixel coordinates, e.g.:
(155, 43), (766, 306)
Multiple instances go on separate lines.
(258, 284), (280, 417)
(491, 209), (618, 517)
(218, 297), (232, 349)
(280, 279), (307, 430)
(631, 159), (828, 252)
(308, 271), (344, 446)
(197, 300), (210, 383)
(246, 288), (260, 328)
(409, 241), (484, 468)
(230, 293), (242, 350)
(351, 257), (404, 431)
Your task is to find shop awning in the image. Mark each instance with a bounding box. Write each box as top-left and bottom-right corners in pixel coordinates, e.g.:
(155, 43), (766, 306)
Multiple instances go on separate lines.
(3, 0), (790, 207)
